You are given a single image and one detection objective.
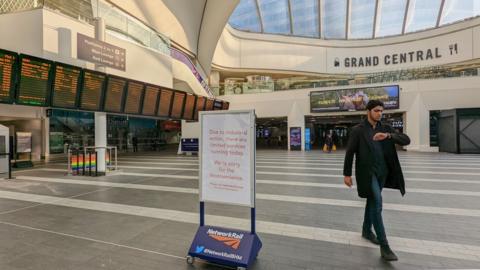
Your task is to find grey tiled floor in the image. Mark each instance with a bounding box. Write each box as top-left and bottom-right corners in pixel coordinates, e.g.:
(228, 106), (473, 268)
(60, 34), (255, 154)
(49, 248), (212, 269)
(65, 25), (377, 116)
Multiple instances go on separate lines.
(0, 150), (479, 269)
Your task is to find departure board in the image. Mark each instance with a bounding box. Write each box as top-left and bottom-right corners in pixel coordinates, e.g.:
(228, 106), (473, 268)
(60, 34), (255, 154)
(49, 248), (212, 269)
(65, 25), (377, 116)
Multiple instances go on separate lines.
(104, 76), (127, 113)
(17, 55), (52, 106)
(157, 89), (173, 117)
(223, 101), (229, 110)
(51, 63), (81, 109)
(124, 81), (144, 114)
(142, 85), (159, 115)
(0, 49), (17, 103)
(80, 70), (106, 111)
(194, 96), (206, 120)
(170, 91), (185, 119)
(213, 100), (223, 110)
(205, 98), (214, 111)
(182, 94), (196, 120)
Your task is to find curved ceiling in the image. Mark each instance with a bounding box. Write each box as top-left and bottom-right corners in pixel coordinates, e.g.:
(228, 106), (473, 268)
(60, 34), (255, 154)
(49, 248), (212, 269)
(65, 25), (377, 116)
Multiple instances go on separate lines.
(229, 0), (480, 39)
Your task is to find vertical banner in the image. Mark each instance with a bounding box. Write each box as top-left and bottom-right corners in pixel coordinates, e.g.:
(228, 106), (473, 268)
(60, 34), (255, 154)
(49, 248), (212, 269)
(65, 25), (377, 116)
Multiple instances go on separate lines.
(16, 132), (32, 153)
(200, 110), (255, 207)
(305, 128), (311, 151)
(289, 127), (301, 151)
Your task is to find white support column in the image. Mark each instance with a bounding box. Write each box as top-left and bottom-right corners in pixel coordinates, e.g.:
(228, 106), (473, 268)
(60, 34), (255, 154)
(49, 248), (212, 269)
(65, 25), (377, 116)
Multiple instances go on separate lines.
(95, 112), (107, 174)
(405, 93), (438, 152)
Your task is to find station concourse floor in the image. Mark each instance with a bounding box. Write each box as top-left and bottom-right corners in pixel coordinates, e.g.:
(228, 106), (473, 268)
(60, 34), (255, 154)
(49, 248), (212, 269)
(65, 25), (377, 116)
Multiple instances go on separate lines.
(0, 150), (480, 270)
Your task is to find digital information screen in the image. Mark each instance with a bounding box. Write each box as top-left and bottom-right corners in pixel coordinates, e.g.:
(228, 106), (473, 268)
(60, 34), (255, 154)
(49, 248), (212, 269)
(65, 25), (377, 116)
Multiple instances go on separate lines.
(222, 102), (229, 110)
(104, 76), (127, 112)
(80, 70), (106, 111)
(124, 81), (144, 114)
(310, 85), (400, 112)
(213, 100), (223, 110)
(157, 89), (173, 117)
(182, 94), (196, 120)
(205, 99), (214, 111)
(17, 56), (52, 106)
(142, 85), (159, 115)
(194, 96), (206, 120)
(170, 91), (185, 119)
(0, 49), (16, 103)
(51, 64), (81, 109)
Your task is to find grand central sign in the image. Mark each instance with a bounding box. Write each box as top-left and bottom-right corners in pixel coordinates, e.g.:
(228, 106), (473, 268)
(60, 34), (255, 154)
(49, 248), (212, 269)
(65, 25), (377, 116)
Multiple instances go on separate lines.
(334, 43), (459, 68)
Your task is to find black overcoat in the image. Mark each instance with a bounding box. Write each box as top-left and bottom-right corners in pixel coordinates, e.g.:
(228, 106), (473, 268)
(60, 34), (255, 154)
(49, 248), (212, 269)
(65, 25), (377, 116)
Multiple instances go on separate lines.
(343, 120), (411, 198)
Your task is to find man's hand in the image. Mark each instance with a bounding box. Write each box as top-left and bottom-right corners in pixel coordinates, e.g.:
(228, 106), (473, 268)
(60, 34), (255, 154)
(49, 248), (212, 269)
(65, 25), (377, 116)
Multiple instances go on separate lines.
(344, 176), (353, 188)
(373, 132), (390, 141)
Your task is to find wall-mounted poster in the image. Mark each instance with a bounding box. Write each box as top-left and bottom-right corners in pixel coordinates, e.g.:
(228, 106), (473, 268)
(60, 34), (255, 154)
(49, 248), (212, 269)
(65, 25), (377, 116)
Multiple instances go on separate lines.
(289, 127), (301, 151)
(16, 132), (32, 153)
(310, 85), (399, 113)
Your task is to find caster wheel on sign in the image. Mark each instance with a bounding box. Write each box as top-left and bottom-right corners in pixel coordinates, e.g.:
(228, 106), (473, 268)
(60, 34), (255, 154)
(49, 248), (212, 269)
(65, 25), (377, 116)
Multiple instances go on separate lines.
(186, 255), (195, 265)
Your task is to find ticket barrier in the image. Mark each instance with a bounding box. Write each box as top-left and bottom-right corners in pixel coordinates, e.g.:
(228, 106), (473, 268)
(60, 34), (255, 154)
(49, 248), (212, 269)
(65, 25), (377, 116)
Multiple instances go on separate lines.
(68, 149), (98, 176)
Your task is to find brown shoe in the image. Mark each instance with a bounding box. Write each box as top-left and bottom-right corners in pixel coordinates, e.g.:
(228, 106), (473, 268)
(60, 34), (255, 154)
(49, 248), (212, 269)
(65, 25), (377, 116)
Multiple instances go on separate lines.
(362, 231), (380, 245)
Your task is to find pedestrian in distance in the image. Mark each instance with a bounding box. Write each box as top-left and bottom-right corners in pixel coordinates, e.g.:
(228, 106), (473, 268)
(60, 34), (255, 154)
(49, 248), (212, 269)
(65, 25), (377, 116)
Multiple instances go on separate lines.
(343, 99), (410, 261)
(132, 136), (138, 152)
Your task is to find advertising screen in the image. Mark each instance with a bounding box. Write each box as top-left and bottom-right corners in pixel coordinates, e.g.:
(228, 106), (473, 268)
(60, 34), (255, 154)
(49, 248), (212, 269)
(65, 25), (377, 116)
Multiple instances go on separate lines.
(51, 63), (81, 109)
(124, 81), (144, 114)
(310, 85), (400, 112)
(194, 96), (206, 120)
(17, 55), (53, 106)
(104, 76), (127, 113)
(182, 93), (196, 120)
(142, 85), (159, 115)
(0, 49), (17, 103)
(170, 91), (186, 119)
(80, 70), (106, 111)
(157, 89), (173, 117)
(290, 127), (302, 151)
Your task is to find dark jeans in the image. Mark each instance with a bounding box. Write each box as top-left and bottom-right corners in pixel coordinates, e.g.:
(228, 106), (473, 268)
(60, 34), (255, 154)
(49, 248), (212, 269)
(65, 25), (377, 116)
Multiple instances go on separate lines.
(363, 175), (388, 246)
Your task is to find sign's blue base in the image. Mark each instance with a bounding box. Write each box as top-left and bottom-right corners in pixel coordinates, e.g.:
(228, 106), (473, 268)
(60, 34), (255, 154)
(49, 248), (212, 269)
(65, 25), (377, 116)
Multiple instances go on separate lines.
(188, 225), (262, 268)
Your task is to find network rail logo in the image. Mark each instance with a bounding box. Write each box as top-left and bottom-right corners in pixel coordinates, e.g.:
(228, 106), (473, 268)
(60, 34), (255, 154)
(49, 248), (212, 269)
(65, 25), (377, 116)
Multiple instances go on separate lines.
(207, 228), (244, 250)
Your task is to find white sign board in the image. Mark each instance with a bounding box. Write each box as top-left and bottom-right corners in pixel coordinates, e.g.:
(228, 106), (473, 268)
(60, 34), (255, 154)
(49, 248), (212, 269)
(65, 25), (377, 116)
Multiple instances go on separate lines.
(200, 110), (255, 207)
(16, 132), (32, 153)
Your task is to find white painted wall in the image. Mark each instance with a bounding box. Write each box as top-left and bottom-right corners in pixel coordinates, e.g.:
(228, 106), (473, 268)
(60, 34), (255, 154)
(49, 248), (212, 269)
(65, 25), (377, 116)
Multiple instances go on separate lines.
(213, 18), (480, 74)
(221, 76), (480, 151)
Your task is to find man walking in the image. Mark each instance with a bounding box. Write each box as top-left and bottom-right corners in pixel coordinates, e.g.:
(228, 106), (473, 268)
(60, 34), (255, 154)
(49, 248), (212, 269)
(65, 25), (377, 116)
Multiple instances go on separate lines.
(343, 100), (410, 261)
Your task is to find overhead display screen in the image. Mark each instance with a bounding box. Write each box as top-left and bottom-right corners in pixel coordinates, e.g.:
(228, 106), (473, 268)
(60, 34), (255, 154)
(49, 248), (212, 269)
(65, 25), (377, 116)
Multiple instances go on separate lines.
(0, 49), (17, 103)
(205, 99), (214, 111)
(157, 89), (173, 117)
(104, 76), (127, 113)
(182, 94), (196, 120)
(51, 63), (81, 109)
(142, 85), (159, 115)
(213, 100), (223, 110)
(80, 70), (106, 111)
(194, 96), (206, 120)
(310, 85), (400, 113)
(170, 91), (185, 119)
(17, 55), (52, 106)
(124, 81), (144, 114)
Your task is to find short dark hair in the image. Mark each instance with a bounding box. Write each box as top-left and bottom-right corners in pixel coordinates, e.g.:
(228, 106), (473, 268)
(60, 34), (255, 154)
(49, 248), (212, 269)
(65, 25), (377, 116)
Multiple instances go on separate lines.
(366, 100), (384, 111)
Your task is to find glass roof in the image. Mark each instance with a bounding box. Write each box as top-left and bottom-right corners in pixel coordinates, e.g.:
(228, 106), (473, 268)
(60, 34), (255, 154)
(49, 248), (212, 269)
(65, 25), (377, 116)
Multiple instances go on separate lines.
(229, 0), (480, 39)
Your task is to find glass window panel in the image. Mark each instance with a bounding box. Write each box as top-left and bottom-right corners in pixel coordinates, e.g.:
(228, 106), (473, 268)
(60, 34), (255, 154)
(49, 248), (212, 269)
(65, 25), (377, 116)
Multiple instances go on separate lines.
(291, 0), (319, 37)
(322, 0), (347, 39)
(259, 0), (290, 34)
(441, 0), (480, 25)
(405, 0), (441, 33)
(349, 0), (376, 39)
(229, 0), (262, 32)
(376, 0), (407, 37)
